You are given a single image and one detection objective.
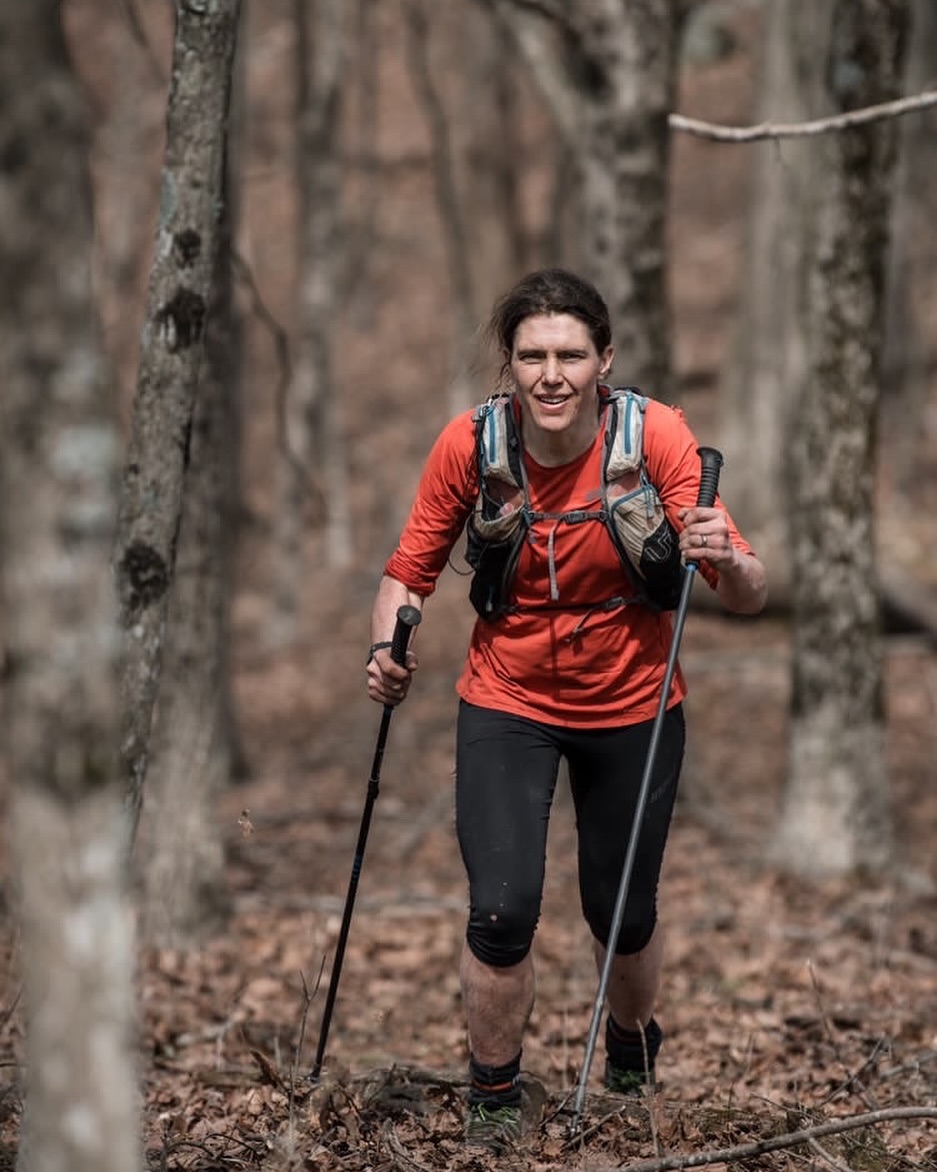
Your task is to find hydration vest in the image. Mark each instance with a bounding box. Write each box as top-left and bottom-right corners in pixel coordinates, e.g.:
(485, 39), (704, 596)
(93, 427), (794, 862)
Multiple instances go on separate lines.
(464, 387), (684, 621)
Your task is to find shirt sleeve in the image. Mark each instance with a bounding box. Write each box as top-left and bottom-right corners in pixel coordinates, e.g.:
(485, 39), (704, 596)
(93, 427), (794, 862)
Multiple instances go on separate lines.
(383, 411), (478, 597)
(642, 399), (756, 590)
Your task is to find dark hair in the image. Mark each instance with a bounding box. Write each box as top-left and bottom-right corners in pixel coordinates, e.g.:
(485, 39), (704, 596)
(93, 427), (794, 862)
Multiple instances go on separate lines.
(486, 269), (612, 368)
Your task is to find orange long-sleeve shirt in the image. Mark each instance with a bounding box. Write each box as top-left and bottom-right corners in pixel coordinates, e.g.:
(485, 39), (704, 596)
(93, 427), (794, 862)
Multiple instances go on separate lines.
(385, 398), (754, 728)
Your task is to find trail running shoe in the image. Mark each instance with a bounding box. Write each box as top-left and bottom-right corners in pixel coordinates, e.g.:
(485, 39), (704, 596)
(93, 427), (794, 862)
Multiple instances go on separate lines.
(463, 1101), (523, 1151)
(604, 1060), (655, 1095)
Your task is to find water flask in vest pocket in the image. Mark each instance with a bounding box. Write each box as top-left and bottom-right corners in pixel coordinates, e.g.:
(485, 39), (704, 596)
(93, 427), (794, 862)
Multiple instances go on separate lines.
(606, 480), (684, 611)
(465, 476), (527, 620)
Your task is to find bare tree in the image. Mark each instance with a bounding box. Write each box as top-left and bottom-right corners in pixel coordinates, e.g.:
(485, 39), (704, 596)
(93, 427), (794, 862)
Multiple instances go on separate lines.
(718, 0), (831, 598)
(272, 0), (349, 640)
(345, 0), (381, 328)
(404, 0), (479, 414)
(477, 0), (686, 398)
(0, 5), (141, 1169)
(115, 0), (243, 846)
(774, 0), (910, 877)
(93, 2), (169, 401)
(137, 13), (247, 946)
(882, 0), (937, 495)
(408, 1), (550, 403)
(459, 5), (532, 282)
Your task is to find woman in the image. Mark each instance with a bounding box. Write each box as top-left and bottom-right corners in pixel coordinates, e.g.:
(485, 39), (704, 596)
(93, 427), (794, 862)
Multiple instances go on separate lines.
(367, 269), (767, 1149)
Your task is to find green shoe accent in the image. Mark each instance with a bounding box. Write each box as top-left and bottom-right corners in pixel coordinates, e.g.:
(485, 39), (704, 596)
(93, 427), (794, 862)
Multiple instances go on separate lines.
(604, 1061), (654, 1095)
(464, 1102), (523, 1151)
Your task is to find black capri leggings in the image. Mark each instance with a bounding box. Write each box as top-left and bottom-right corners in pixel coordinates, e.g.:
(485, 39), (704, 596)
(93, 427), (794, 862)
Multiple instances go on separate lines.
(455, 699), (685, 969)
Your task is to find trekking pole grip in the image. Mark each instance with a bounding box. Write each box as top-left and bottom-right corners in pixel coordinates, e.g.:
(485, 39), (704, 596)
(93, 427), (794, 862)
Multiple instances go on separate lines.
(696, 447), (724, 509)
(390, 604), (421, 665)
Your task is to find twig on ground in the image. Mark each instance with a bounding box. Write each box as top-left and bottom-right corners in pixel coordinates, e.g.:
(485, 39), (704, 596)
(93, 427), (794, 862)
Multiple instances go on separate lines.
(250, 1047), (287, 1092)
(607, 1107), (937, 1172)
(818, 1036), (890, 1111)
(881, 1050), (937, 1081)
(807, 1135), (857, 1172)
(562, 1099), (643, 1149)
(287, 965), (319, 1129)
(807, 960), (880, 1112)
(381, 1120), (434, 1172)
(358, 1064), (468, 1088)
(158, 1014), (240, 1071)
(640, 1026), (663, 1159)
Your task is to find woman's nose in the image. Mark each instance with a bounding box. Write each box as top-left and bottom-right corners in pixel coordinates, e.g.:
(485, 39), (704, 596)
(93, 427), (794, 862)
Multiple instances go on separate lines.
(541, 355), (562, 383)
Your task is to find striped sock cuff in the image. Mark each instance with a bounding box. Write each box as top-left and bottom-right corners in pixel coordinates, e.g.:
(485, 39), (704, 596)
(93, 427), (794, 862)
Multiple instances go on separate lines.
(468, 1053), (522, 1106)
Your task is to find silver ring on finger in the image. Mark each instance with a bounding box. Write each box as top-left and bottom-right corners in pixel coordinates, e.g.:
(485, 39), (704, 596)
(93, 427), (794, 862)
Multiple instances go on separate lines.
(701, 534), (708, 547)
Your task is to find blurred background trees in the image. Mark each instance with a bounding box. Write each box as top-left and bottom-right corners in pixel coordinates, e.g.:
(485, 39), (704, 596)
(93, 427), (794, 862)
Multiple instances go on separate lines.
(0, 5), (140, 1169)
(1, 0), (935, 1161)
(17, 0), (937, 973)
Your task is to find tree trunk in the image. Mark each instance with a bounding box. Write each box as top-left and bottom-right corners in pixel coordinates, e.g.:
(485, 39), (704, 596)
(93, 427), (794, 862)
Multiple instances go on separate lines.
(718, 0), (831, 598)
(271, 0), (349, 641)
(0, 6), (141, 1170)
(575, 2), (681, 398)
(93, 3), (167, 403)
(137, 36), (246, 945)
(345, 0), (380, 330)
(881, 0), (937, 494)
(775, 0), (910, 878)
(481, 0), (683, 398)
(405, 0), (478, 414)
(115, 0), (242, 847)
(460, 7), (531, 287)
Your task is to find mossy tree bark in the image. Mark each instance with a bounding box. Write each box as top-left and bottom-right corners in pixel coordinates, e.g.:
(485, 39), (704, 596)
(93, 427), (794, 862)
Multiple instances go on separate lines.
(776, 0), (910, 878)
(114, 0), (242, 848)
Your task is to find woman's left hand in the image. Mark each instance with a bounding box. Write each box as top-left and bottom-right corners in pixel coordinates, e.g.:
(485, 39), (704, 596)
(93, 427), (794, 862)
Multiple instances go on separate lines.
(677, 506), (735, 568)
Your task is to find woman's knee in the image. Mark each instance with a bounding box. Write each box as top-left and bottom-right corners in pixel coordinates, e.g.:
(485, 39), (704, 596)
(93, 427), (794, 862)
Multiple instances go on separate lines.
(465, 896), (540, 968)
(584, 902), (657, 957)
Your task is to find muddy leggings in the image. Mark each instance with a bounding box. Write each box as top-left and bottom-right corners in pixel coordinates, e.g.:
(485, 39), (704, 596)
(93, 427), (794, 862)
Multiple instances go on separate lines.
(455, 699), (685, 969)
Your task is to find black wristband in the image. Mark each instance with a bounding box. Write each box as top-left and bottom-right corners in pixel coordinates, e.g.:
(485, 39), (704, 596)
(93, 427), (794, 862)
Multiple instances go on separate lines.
(366, 640), (393, 665)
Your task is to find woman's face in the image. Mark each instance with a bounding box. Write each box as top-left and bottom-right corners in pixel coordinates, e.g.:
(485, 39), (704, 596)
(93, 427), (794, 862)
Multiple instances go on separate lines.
(509, 313), (613, 444)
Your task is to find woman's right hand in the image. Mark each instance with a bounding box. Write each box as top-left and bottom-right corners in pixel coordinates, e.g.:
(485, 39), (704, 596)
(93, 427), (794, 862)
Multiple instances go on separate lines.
(366, 647), (418, 707)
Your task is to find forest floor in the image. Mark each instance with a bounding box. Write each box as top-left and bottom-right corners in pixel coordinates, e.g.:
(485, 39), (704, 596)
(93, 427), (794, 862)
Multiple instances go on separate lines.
(121, 578), (937, 1172)
(1, 584), (937, 1171)
(1, 2), (936, 1169)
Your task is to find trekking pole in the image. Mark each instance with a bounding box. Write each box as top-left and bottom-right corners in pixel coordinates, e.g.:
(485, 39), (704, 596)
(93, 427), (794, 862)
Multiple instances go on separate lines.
(567, 447), (723, 1137)
(311, 603), (422, 1082)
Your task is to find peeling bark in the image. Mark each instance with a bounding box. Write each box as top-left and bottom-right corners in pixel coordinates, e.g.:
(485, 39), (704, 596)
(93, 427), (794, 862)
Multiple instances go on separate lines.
(115, 0), (242, 847)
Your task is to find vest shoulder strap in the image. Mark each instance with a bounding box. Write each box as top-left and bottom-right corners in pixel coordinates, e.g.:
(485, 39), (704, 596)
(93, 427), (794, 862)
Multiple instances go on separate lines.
(472, 394), (524, 488)
(601, 386), (647, 481)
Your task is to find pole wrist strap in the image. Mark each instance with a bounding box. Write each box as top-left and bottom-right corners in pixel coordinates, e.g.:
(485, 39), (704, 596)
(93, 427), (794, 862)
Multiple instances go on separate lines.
(366, 640), (394, 665)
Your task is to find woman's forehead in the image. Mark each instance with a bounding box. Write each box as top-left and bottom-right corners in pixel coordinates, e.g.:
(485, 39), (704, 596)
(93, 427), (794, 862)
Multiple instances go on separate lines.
(512, 313), (595, 350)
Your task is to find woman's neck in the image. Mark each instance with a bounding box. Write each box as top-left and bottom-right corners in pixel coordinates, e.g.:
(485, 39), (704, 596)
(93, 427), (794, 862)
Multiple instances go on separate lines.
(520, 405), (601, 468)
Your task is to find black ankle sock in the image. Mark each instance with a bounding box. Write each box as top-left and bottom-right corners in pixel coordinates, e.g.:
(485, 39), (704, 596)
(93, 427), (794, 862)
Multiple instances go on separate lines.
(468, 1053), (522, 1107)
(606, 1016), (663, 1072)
